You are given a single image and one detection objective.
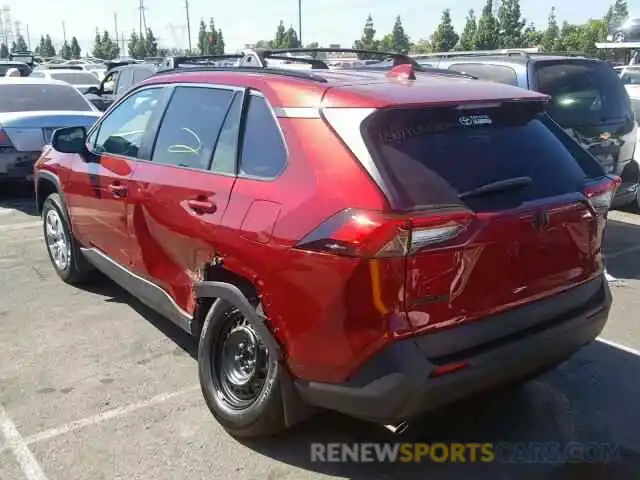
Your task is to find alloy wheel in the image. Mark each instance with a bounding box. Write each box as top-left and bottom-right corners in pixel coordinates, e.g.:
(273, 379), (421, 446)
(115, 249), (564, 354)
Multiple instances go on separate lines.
(45, 209), (71, 271)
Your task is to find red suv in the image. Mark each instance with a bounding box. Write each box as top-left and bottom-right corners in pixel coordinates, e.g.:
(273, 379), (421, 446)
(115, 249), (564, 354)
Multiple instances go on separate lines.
(34, 49), (618, 438)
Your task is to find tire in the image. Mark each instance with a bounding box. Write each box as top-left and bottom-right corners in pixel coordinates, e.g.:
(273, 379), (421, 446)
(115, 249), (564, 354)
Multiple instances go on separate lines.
(42, 193), (94, 284)
(198, 298), (286, 438)
(614, 31), (626, 42)
(627, 185), (640, 213)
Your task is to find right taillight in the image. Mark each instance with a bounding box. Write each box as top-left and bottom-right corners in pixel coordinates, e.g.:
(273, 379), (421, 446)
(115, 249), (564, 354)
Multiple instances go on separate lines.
(294, 208), (473, 258)
(584, 175), (621, 217)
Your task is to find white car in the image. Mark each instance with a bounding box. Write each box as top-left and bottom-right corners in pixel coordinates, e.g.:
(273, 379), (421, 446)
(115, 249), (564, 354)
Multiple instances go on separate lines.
(29, 68), (101, 94)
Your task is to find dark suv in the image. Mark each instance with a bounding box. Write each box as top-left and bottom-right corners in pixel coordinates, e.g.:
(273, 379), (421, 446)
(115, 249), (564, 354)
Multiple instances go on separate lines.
(84, 63), (157, 111)
(34, 49), (617, 438)
(416, 51), (639, 210)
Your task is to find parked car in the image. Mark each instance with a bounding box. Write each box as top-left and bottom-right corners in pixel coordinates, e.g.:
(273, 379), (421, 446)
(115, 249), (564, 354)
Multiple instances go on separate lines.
(0, 77), (100, 182)
(29, 68), (101, 94)
(83, 63), (157, 111)
(414, 51), (639, 210)
(35, 50), (617, 438)
(0, 61), (31, 77)
(607, 17), (640, 42)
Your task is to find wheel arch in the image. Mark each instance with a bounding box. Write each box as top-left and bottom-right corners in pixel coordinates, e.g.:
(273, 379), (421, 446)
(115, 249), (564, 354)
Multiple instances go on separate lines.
(35, 171), (63, 215)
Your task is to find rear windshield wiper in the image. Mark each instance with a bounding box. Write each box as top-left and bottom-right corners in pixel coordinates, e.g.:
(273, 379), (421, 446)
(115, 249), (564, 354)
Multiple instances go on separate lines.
(458, 176), (532, 200)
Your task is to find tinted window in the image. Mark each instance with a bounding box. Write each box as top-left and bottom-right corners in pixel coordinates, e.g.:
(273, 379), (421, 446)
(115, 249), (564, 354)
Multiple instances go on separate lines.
(116, 69), (133, 94)
(152, 87), (234, 170)
(448, 63), (518, 86)
(50, 72), (100, 85)
(0, 84), (92, 112)
(102, 71), (118, 94)
(133, 67), (155, 83)
(364, 105), (596, 212)
(94, 88), (163, 158)
(211, 93), (243, 175)
(239, 94), (287, 178)
(535, 61), (632, 127)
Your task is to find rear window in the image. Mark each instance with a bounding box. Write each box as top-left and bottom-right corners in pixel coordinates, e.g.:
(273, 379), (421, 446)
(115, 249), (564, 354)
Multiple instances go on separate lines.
(363, 104), (601, 212)
(0, 84), (92, 112)
(535, 60), (632, 127)
(50, 72), (99, 85)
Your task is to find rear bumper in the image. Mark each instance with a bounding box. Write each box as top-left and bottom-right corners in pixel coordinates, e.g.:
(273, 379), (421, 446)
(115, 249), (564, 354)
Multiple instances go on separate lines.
(295, 276), (611, 424)
(0, 151), (39, 182)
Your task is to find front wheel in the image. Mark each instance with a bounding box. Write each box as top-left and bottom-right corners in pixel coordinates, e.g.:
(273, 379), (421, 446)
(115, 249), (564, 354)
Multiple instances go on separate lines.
(42, 193), (93, 284)
(198, 299), (286, 438)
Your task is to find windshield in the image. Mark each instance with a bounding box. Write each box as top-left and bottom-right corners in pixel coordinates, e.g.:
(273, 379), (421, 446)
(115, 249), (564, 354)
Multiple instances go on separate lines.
(0, 84), (93, 112)
(535, 60), (632, 127)
(50, 72), (100, 85)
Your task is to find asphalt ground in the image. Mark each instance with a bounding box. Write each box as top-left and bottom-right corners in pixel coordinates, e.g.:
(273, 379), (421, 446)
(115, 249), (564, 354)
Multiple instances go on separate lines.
(0, 185), (639, 479)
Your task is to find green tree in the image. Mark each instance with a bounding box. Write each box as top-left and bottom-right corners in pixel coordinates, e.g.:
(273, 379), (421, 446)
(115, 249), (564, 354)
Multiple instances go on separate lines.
(541, 7), (562, 52)
(353, 14), (378, 57)
(282, 26), (300, 48)
(610, 0), (629, 29)
(255, 39), (273, 49)
(474, 0), (500, 50)
(216, 29), (225, 54)
(459, 10), (478, 50)
(522, 22), (543, 47)
(0, 43), (8, 57)
(431, 9), (459, 52)
(208, 18), (218, 54)
(389, 16), (410, 53)
(92, 31), (103, 58)
(197, 20), (208, 54)
(70, 37), (81, 59)
(145, 28), (158, 57)
(273, 20), (286, 48)
(497, 0), (525, 48)
(412, 39), (431, 53)
(43, 35), (56, 57)
(60, 41), (72, 59)
(128, 31), (139, 57)
(100, 31), (118, 60)
(14, 34), (28, 52)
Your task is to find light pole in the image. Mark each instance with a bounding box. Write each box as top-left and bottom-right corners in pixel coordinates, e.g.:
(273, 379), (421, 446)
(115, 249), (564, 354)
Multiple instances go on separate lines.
(298, 0), (302, 46)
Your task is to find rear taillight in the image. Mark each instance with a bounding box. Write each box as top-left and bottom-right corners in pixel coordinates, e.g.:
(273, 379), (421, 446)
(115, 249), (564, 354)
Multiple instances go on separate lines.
(294, 208), (472, 258)
(0, 129), (14, 148)
(584, 175), (621, 216)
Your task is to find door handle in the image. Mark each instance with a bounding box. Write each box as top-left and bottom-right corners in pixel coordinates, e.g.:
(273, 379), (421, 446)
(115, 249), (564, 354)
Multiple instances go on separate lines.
(186, 199), (216, 214)
(108, 183), (127, 198)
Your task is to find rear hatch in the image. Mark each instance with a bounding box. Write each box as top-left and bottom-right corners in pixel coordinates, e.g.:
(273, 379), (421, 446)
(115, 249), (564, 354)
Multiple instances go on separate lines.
(532, 59), (636, 176)
(357, 101), (615, 333)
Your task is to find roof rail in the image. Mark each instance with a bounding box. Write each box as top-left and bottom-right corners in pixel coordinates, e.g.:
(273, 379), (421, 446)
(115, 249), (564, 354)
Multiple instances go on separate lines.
(414, 48), (540, 59)
(264, 47), (419, 67)
(153, 65), (329, 83)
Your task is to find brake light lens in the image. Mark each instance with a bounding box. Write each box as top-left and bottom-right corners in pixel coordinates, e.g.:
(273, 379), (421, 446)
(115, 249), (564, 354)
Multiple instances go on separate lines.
(0, 129), (14, 148)
(584, 175), (621, 216)
(295, 208), (472, 258)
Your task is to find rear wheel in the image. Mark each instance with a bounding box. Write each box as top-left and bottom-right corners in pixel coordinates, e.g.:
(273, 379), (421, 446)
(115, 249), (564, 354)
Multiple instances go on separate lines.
(198, 299), (286, 438)
(613, 31), (626, 42)
(42, 193), (93, 284)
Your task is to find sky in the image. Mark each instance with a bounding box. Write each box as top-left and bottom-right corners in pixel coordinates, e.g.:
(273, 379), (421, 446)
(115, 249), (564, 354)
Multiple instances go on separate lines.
(6, 0), (638, 54)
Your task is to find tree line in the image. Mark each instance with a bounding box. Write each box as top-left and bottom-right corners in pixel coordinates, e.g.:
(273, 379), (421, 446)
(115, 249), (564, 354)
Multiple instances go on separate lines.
(0, 33), (82, 60)
(354, 0), (629, 56)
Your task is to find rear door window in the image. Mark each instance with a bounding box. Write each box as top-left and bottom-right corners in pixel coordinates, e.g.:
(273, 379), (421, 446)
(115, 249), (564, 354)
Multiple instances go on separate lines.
(151, 86), (235, 170)
(534, 60), (632, 127)
(447, 63), (519, 86)
(364, 104), (600, 212)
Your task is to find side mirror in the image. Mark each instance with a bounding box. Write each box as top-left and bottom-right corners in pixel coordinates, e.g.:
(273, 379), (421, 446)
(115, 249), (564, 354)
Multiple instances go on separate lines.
(84, 86), (100, 96)
(52, 126), (87, 154)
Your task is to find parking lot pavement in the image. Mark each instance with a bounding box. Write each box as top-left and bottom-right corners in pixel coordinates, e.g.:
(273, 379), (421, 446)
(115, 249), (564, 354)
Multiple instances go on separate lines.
(0, 190), (639, 480)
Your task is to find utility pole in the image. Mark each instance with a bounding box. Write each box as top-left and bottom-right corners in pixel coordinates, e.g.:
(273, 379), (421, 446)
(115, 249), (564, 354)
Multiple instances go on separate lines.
(138, 0), (143, 35)
(62, 21), (66, 43)
(298, 0), (302, 47)
(114, 12), (118, 49)
(25, 23), (30, 49)
(185, 0), (192, 55)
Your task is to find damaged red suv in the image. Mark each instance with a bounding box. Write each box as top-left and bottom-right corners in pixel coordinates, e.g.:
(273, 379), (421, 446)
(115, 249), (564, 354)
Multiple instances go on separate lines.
(34, 49), (618, 438)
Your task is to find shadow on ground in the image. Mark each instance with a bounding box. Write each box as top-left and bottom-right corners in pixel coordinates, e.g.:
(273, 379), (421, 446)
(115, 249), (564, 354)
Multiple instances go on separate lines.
(0, 182), (38, 216)
(83, 274), (640, 479)
(604, 220), (640, 280)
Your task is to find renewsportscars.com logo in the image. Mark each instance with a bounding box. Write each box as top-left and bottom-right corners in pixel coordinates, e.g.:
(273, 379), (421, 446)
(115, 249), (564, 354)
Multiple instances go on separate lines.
(310, 442), (621, 464)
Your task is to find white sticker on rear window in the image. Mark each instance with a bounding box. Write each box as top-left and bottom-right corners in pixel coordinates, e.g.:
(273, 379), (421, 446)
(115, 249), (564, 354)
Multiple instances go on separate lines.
(458, 115), (492, 126)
